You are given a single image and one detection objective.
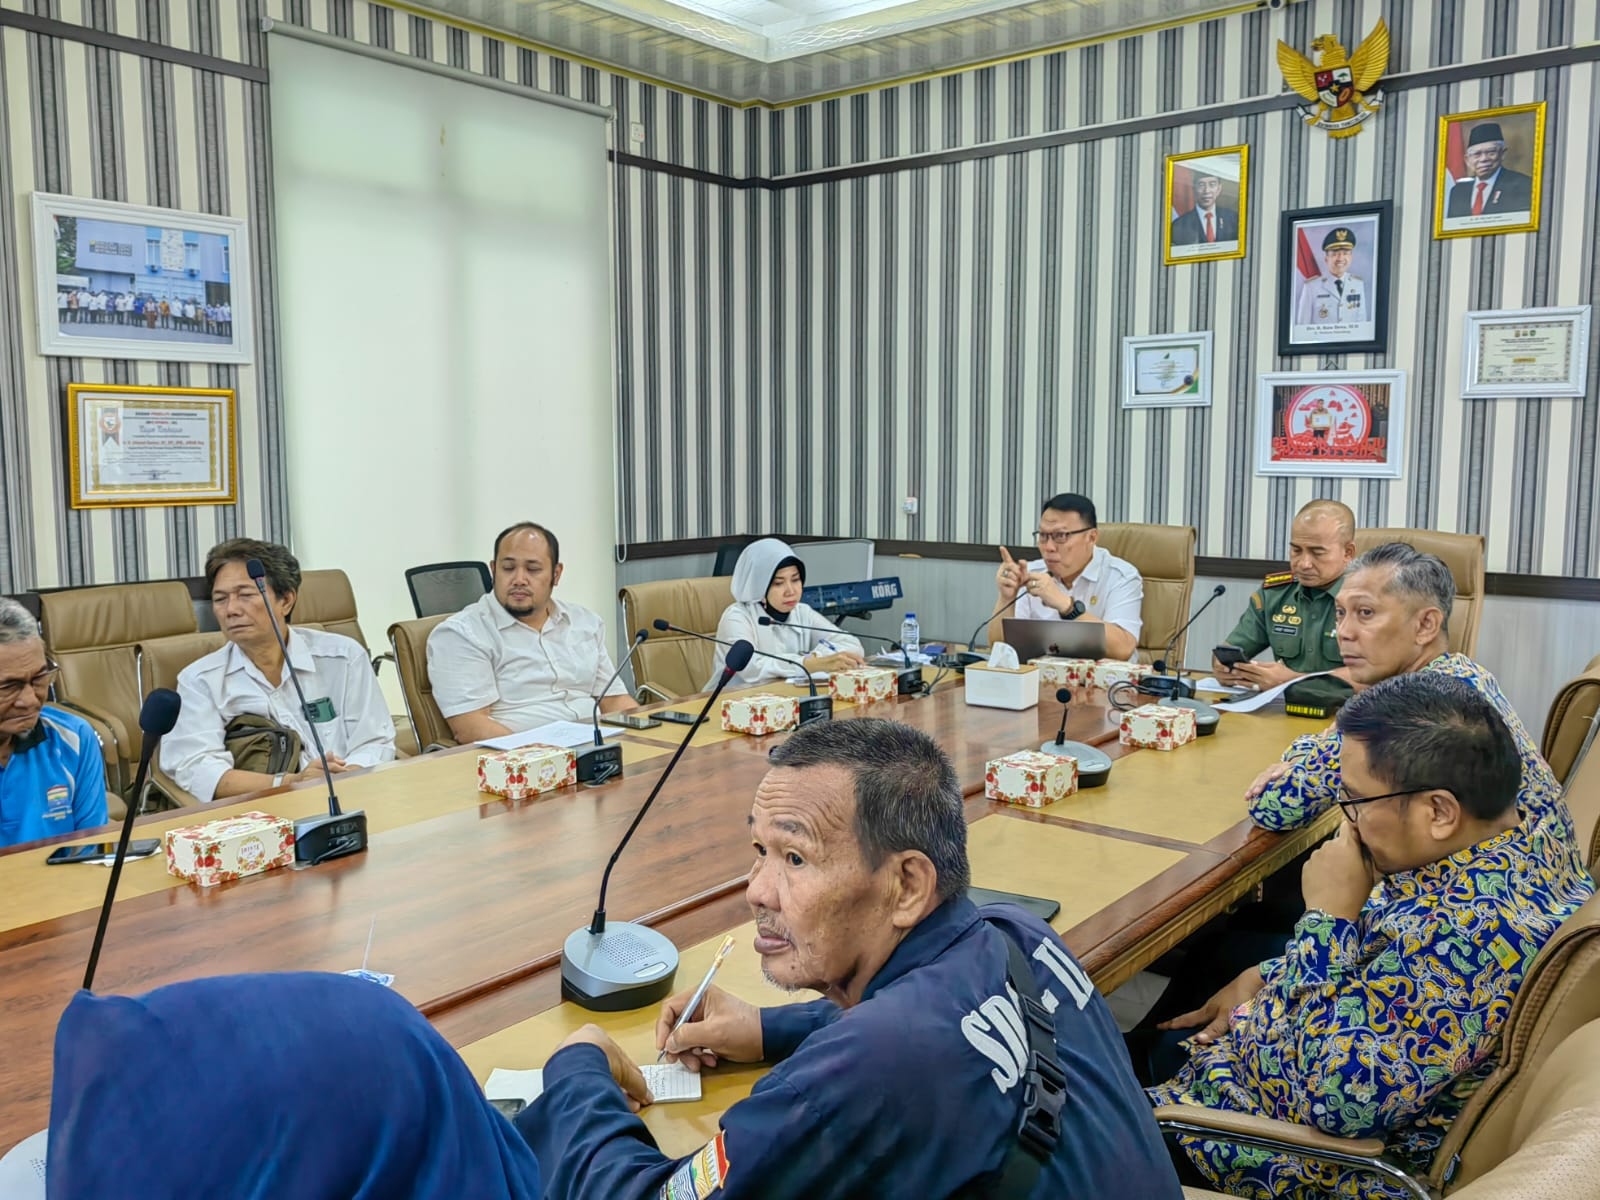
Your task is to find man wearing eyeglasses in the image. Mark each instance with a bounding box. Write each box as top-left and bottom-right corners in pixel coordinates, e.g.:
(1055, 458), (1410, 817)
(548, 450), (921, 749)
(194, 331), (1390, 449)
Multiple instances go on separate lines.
(990, 493), (1144, 661)
(0, 597), (107, 848)
(1148, 673), (1594, 1198)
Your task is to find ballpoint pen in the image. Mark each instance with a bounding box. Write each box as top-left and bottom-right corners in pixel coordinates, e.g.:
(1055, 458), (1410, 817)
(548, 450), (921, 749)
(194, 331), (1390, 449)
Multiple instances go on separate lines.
(657, 934), (736, 1063)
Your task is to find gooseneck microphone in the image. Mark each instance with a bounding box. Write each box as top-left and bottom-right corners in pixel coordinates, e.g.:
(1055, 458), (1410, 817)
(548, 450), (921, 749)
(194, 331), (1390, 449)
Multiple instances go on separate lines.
(577, 628), (649, 785)
(246, 558), (367, 866)
(1139, 584), (1227, 737)
(561, 639), (755, 1011)
(84, 688), (181, 991)
(653, 619), (833, 725)
(933, 595), (1021, 669)
(756, 616), (923, 697)
(1038, 687), (1114, 788)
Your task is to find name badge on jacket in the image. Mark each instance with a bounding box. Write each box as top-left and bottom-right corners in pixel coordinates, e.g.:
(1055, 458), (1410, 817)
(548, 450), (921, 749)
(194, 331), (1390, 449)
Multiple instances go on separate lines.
(46, 784), (72, 819)
(303, 697), (337, 724)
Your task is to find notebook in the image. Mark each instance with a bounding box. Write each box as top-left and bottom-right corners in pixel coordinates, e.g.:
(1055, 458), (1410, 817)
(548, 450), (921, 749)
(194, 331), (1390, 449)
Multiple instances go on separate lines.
(486, 1063), (702, 1105)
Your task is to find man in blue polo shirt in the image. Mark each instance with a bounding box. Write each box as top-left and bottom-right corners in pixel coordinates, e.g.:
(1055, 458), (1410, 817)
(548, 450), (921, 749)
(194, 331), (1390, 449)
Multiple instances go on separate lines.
(0, 598), (107, 848)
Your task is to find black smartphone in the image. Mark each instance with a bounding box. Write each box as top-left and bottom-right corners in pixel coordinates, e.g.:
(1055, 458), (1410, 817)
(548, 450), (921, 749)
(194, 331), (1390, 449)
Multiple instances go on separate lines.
(655, 709), (704, 726)
(600, 713), (662, 730)
(1212, 645), (1247, 668)
(46, 839), (161, 865)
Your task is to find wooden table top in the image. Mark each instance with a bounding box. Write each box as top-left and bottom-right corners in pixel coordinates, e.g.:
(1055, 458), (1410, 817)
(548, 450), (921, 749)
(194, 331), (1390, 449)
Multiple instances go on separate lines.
(0, 681), (1318, 1149)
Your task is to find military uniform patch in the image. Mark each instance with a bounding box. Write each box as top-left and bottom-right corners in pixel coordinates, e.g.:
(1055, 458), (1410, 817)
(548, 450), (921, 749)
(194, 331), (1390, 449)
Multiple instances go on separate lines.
(1262, 571), (1294, 588)
(661, 1131), (730, 1200)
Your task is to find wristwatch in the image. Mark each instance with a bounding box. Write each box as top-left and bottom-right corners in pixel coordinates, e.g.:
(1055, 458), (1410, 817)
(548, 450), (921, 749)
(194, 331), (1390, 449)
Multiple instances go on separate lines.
(1062, 600), (1085, 620)
(272, 773), (285, 789)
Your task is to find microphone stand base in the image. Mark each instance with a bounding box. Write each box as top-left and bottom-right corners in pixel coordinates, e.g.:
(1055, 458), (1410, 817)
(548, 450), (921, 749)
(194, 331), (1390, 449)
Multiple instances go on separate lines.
(1166, 697), (1221, 736)
(575, 742), (624, 783)
(797, 695), (834, 725)
(1137, 676), (1196, 700)
(1038, 741), (1114, 788)
(933, 652), (984, 671)
(294, 810), (368, 865)
(894, 666), (925, 696)
(561, 922), (680, 1012)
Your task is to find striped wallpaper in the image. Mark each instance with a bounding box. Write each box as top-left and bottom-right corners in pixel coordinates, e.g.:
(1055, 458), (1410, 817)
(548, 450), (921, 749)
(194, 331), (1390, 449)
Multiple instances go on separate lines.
(2, 0), (1598, 590)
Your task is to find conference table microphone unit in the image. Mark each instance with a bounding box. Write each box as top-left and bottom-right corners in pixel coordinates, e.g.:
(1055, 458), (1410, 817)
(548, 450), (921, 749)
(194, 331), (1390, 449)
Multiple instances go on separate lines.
(245, 558), (367, 866)
(652, 619), (833, 725)
(1038, 687), (1114, 787)
(1139, 583), (1226, 736)
(561, 638), (755, 1012)
(576, 628), (649, 784)
(931, 596), (1019, 670)
(756, 616), (924, 696)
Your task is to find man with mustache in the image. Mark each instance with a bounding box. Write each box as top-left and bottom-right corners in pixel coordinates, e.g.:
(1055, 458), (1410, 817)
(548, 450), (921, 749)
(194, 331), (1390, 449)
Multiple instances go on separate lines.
(514, 719), (1181, 1198)
(427, 522), (633, 741)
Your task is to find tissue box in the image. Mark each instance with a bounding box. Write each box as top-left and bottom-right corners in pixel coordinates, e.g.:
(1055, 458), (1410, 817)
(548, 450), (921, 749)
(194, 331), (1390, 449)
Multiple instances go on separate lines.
(1091, 659), (1156, 691)
(1032, 657), (1097, 689)
(984, 750), (1080, 808)
(1118, 704), (1198, 751)
(829, 667), (897, 705)
(477, 744), (577, 799)
(964, 664), (1041, 711)
(164, 810), (295, 888)
(721, 693), (800, 735)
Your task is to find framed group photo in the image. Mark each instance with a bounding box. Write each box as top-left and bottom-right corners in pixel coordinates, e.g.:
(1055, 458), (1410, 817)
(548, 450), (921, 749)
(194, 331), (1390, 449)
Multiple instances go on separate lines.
(1164, 145), (1248, 265)
(1435, 102), (1545, 239)
(31, 193), (254, 365)
(1256, 370), (1405, 479)
(1121, 332), (1213, 408)
(1276, 201), (1392, 357)
(66, 383), (239, 508)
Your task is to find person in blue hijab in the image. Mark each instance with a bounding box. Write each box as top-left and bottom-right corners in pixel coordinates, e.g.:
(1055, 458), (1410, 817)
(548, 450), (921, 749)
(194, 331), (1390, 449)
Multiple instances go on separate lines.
(45, 972), (543, 1199)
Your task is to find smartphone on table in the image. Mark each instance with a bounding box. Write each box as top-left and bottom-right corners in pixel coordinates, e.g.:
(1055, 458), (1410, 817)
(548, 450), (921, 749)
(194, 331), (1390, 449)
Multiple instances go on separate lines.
(46, 840), (161, 865)
(655, 709), (704, 726)
(600, 713), (662, 730)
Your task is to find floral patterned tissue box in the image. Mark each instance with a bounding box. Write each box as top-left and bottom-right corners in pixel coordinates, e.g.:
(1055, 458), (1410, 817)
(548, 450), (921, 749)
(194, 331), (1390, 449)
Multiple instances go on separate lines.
(721, 694), (800, 736)
(1090, 659), (1156, 691)
(828, 667), (897, 705)
(164, 810), (295, 887)
(477, 745), (577, 800)
(984, 750), (1080, 808)
(1118, 703), (1198, 751)
(1032, 657), (1097, 689)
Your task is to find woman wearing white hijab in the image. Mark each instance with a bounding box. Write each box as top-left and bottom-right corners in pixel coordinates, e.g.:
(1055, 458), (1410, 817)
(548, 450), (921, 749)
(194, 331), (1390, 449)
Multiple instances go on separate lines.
(706, 539), (866, 688)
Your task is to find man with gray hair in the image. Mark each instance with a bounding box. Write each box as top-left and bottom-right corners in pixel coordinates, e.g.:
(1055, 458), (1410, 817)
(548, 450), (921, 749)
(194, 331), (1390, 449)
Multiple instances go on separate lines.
(514, 718), (1181, 1199)
(1246, 541), (1584, 880)
(0, 597), (108, 847)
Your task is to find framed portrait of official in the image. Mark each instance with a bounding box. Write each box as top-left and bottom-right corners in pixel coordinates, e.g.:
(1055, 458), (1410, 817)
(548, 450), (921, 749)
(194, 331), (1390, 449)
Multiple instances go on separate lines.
(1163, 145), (1248, 265)
(30, 192), (254, 365)
(1255, 370), (1405, 480)
(66, 383), (238, 508)
(1276, 201), (1392, 357)
(1121, 332), (1213, 408)
(1434, 103), (1545, 240)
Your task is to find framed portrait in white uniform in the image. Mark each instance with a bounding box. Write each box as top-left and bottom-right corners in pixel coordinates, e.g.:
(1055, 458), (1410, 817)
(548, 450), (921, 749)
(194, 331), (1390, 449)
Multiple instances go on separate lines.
(1275, 201), (1392, 358)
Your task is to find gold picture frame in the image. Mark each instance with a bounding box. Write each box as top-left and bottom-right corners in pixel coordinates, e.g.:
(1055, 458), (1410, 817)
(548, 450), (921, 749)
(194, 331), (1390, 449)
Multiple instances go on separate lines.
(1434, 102), (1545, 240)
(66, 383), (238, 509)
(1163, 144), (1249, 265)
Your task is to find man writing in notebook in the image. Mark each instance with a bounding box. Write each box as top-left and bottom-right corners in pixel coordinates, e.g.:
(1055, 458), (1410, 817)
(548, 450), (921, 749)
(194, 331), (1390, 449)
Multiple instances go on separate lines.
(514, 719), (1180, 1199)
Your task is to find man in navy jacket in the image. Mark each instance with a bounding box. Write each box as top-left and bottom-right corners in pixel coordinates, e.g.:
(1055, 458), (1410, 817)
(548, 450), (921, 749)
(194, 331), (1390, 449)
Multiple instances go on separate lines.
(515, 718), (1181, 1198)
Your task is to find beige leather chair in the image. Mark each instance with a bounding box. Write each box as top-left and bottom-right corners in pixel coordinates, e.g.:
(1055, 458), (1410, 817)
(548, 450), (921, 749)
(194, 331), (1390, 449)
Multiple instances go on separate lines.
(618, 577), (735, 698)
(1096, 524), (1197, 665)
(1541, 653), (1600, 785)
(1353, 528), (1486, 657)
(38, 581), (197, 797)
(1158, 892), (1600, 1198)
(294, 569), (368, 648)
(388, 615), (455, 751)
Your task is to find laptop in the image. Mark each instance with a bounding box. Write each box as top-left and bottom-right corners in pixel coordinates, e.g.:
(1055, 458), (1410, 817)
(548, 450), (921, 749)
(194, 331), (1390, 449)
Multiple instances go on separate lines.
(1000, 618), (1106, 662)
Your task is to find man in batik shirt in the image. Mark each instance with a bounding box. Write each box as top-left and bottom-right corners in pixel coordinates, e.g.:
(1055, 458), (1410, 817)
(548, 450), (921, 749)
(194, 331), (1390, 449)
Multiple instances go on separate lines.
(1150, 672), (1594, 1198)
(1244, 541), (1584, 884)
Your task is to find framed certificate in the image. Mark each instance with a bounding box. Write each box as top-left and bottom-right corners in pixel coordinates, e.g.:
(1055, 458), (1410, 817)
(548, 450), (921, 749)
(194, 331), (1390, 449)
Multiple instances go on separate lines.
(1462, 307), (1590, 398)
(1122, 332), (1213, 408)
(66, 383), (238, 508)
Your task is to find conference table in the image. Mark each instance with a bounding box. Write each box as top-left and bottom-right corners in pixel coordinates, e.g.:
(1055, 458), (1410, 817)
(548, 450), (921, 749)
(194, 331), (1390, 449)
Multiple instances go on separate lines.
(0, 673), (1333, 1152)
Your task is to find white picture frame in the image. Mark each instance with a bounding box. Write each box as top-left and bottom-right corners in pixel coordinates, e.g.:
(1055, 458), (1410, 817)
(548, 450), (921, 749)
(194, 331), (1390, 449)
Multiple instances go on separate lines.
(1121, 332), (1214, 409)
(1256, 370), (1406, 479)
(30, 192), (253, 364)
(1462, 306), (1591, 399)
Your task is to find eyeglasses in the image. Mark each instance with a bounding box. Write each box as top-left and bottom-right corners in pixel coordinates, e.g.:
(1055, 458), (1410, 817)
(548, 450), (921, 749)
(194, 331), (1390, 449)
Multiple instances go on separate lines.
(1034, 526), (1097, 547)
(0, 662), (59, 706)
(1336, 785), (1438, 823)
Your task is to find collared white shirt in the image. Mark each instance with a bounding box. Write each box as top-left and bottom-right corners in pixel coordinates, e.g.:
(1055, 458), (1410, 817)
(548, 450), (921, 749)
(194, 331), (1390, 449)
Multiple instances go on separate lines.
(1013, 545), (1144, 657)
(427, 593), (628, 731)
(161, 627), (397, 803)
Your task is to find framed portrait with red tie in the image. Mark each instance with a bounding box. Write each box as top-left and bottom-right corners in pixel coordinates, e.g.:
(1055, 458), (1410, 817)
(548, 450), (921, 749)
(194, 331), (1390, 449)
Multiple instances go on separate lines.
(1163, 144), (1248, 265)
(1434, 102), (1545, 239)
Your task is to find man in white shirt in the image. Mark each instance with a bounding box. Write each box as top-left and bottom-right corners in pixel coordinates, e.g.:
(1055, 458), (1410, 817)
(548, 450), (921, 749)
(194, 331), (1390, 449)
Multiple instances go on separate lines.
(161, 539), (396, 802)
(990, 493), (1144, 660)
(427, 522), (632, 741)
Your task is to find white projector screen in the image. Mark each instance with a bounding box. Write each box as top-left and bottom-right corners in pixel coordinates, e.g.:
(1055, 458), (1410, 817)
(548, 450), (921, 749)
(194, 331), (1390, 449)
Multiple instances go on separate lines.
(268, 36), (617, 699)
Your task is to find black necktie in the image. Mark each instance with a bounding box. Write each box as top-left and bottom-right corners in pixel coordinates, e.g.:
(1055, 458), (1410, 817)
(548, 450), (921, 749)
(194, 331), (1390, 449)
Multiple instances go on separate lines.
(1336, 279), (1344, 298)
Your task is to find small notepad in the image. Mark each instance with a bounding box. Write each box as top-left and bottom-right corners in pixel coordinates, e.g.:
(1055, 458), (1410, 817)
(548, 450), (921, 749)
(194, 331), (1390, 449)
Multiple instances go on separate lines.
(486, 1063), (702, 1104)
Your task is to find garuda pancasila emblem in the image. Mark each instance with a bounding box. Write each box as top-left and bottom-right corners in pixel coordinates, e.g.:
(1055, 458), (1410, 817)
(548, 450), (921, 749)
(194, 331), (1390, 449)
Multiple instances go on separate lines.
(1277, 19), (1390, 139)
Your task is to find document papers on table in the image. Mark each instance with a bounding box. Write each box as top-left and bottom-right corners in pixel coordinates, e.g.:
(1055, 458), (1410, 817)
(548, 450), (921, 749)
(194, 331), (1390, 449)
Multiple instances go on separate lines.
(477, 722), (624, 751)
(486, 1064), (702, 1104)
(1209, 671), (1337, 714)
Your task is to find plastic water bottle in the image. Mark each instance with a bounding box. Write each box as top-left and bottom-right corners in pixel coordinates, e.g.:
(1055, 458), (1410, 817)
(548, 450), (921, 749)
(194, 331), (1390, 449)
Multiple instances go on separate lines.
(900, 612), (920, 657)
